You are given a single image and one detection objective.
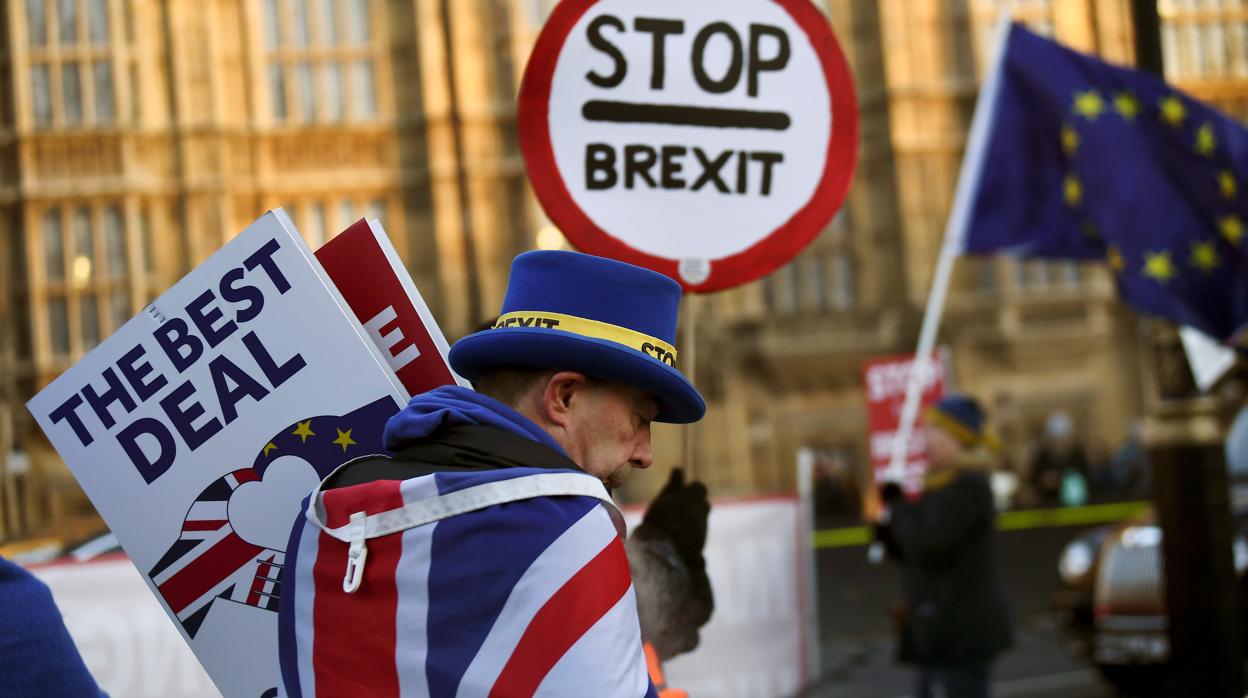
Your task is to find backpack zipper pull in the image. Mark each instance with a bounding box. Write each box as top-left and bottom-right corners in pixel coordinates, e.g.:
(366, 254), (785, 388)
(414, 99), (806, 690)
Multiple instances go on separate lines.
(343, 511), (368, 593)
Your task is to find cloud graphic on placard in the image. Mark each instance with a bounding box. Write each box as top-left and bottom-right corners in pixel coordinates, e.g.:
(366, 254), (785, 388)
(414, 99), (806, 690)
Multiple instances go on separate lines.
(227, 456), (320, 551)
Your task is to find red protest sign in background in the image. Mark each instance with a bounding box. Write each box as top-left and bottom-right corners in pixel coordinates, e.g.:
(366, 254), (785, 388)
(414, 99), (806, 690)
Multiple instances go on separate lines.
(862, 349), (949, 489)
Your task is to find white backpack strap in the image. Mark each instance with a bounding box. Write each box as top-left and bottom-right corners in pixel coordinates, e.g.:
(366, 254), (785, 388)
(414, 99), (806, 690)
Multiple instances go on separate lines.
(307, 469), (622, 549)
(308, 471), (622, 593)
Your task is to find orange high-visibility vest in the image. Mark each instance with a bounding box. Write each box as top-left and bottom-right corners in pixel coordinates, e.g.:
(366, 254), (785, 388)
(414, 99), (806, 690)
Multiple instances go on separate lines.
(644, 642), (688, 698)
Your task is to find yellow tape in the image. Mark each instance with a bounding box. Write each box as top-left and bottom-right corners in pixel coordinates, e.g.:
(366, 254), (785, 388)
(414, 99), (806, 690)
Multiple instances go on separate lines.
(997, 501), (1151, 531)
(813, 526), (871, 549)
(811, 501), (1151, 549)
(493, 311), (678, 366)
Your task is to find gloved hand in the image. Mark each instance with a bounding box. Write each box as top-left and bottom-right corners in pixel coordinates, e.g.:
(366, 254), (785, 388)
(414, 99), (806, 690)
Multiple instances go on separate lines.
(879, 481), (904, 505)
(640, 468), (710, 566)
(630, 468), (713, 659)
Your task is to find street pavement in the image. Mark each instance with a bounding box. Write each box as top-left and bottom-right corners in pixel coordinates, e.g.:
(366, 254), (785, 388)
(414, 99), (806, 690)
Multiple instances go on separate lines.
(806, 523), (1129, 697)
(802, 614), (1119, 698)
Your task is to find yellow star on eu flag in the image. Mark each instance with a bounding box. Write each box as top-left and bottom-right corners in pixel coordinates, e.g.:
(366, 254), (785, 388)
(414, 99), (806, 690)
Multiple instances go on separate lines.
(1108, 246), (1125, 273)
(1190, 240), (1220, 273)
(1159, 95), (1186, 126)
(1061, 123), (1079, 156)
(263, 442), (278, 457)
(1220, 170), (1237, 199)
(1064, 174), (1083, 206)
(1113, 92), (1141, 120)
(1143, 251), (1176, 283)
(1195, 123), (1217, 156)
(1222, 215), (1246, 246)
(333, 428), (357, 452)
(292, 420), (315, 443)
(1072, 90), (1104, 120)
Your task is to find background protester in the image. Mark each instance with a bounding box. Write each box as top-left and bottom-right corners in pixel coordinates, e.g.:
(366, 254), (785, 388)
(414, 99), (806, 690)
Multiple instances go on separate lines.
(812, 449), (864, 527)
(1028, 411), (1091, 508)
(876, 395), (1013, 698)
(1109, 421), (1153, 500)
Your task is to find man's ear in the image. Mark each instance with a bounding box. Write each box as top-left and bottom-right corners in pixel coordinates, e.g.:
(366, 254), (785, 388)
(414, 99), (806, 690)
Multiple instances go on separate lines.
(541, 371), (589, 428)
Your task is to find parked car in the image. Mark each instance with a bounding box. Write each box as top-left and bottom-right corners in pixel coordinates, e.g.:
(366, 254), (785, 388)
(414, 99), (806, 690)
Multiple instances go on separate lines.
(1053, 497), (1248, 692)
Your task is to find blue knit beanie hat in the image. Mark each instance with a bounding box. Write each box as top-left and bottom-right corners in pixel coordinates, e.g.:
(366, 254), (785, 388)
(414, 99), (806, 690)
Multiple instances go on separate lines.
(925, 394), (988, 447)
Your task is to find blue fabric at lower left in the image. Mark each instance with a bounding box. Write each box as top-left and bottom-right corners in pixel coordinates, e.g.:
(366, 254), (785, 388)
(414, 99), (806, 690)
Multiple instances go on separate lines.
(0, 556), (106, 697)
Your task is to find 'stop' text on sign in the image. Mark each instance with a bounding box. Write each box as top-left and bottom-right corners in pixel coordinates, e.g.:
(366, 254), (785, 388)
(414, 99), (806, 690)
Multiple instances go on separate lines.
(519, 0), (857, 292)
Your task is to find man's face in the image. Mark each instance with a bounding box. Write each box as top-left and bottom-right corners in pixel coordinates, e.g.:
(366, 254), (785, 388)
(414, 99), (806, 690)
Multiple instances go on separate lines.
(567, 381), (658, 488)
(923, 423), (962, 470)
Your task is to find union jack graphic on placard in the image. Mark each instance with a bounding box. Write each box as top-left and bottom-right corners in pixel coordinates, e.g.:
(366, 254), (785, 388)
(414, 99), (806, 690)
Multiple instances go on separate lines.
(149, 468), (275, 637)
(148, 397), (398, 639)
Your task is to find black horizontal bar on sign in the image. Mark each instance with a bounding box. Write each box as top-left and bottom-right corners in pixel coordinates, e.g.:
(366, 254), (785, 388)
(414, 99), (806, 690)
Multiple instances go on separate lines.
(581, 100), (792, 131)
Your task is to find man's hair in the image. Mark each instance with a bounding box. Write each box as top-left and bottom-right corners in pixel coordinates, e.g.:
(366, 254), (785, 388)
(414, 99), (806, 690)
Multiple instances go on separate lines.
(472, 366), (558, 408)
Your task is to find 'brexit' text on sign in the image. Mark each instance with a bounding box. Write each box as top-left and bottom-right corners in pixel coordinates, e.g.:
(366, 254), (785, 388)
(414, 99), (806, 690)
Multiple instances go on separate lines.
(519, 0), (857, 292)
(581, 15), (792, 197)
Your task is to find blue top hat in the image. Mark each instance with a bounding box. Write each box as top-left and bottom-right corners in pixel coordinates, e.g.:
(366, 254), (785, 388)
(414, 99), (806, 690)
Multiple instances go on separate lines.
(449, 251), (706, 423)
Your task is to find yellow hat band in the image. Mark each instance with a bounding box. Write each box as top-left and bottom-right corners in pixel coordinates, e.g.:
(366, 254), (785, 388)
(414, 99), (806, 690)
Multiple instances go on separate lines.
(925, 407), (979, 447)
(924, 405), (1004, 454)
(493, 311), (678, 367)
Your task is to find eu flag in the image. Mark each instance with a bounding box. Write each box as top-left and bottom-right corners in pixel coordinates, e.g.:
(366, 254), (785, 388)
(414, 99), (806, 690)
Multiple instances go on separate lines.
(964, 24), (1248, 342)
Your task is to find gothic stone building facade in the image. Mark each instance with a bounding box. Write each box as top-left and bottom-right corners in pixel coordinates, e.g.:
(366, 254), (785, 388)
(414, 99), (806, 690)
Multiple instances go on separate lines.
(1, 0), (1243, 538)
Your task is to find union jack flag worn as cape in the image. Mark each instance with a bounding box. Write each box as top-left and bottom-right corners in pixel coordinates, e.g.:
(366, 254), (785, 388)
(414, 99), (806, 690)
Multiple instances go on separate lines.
(277, 465), (658, 698)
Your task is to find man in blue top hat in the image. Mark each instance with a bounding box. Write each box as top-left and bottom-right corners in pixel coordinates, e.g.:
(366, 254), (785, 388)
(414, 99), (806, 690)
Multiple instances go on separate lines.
(277, 250), (705, 697)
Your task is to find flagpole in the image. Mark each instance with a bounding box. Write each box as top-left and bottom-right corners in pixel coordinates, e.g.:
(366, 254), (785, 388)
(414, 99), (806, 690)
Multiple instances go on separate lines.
(884, 9), (1014, 483)
(682, 293), (700, 481)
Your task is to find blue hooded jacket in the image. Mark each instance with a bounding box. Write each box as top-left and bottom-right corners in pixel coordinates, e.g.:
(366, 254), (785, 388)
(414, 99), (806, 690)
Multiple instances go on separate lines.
(383, 385), (566, 456)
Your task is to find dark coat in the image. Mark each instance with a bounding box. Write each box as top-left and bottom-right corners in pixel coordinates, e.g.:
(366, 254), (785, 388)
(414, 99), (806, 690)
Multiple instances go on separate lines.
(879, 470), (1013, 667)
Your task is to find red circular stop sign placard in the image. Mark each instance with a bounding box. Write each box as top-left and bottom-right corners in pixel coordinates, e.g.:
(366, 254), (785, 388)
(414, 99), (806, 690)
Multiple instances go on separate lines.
(519, 0), (858, 292)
